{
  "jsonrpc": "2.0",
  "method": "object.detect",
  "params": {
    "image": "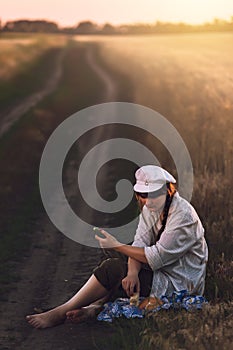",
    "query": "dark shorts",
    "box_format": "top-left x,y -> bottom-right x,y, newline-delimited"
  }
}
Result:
93,249 -> 153,298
